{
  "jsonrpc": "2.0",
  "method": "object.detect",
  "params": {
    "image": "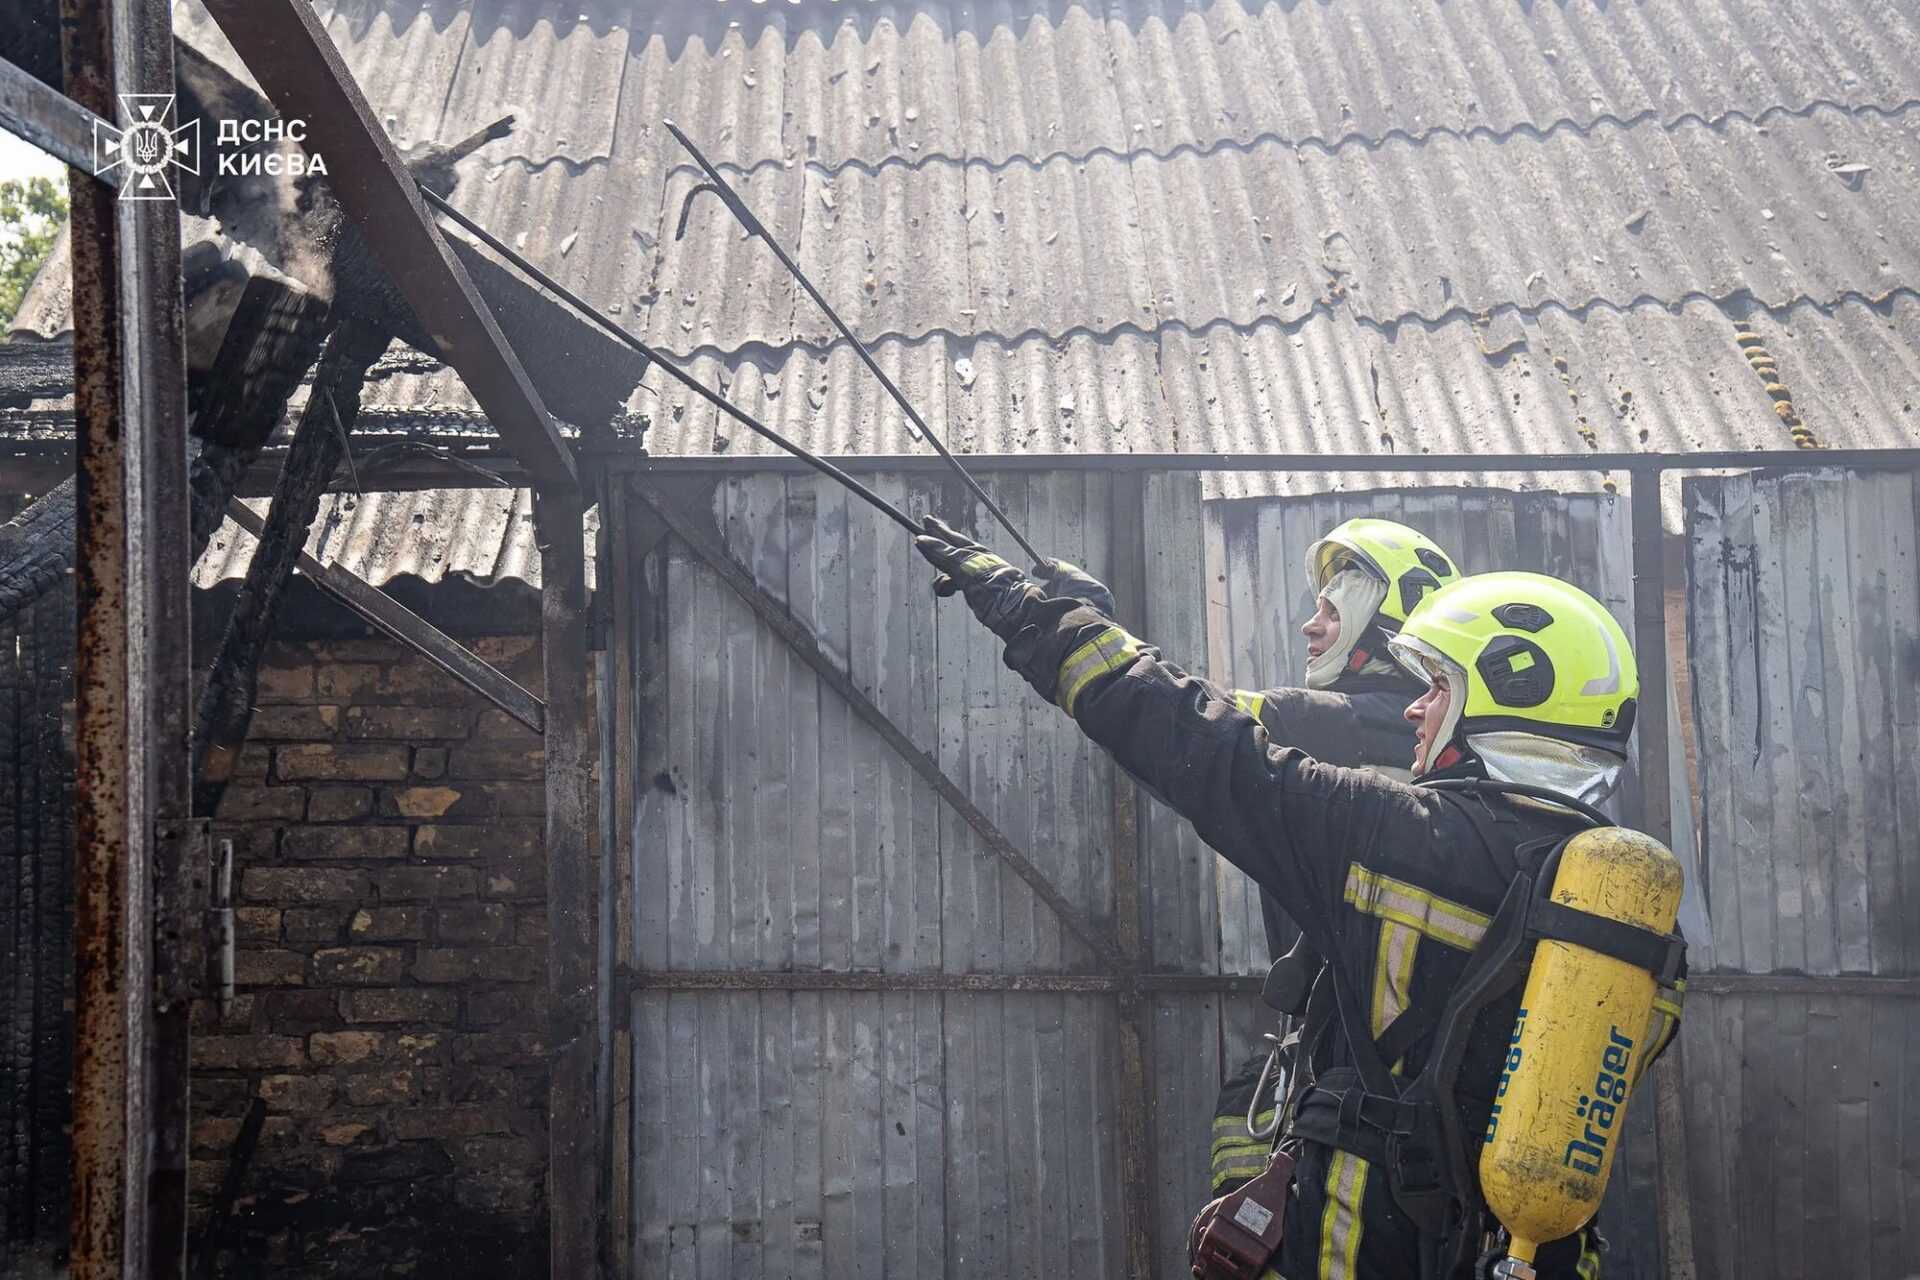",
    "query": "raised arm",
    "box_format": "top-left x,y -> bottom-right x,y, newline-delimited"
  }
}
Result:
915,517 -> 1428,940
